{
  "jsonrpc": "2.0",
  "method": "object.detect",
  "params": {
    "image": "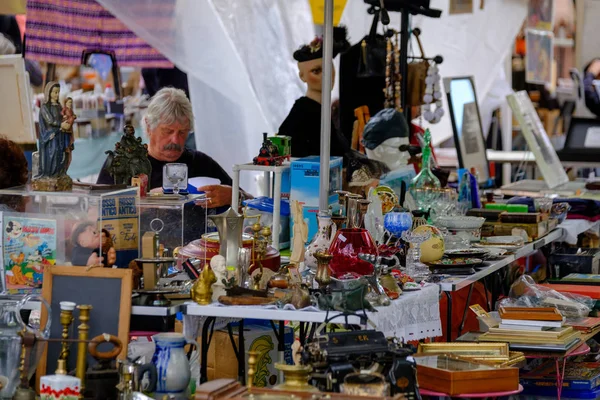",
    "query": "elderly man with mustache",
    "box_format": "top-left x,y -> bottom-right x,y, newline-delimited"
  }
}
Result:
97,87 -> 234,207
